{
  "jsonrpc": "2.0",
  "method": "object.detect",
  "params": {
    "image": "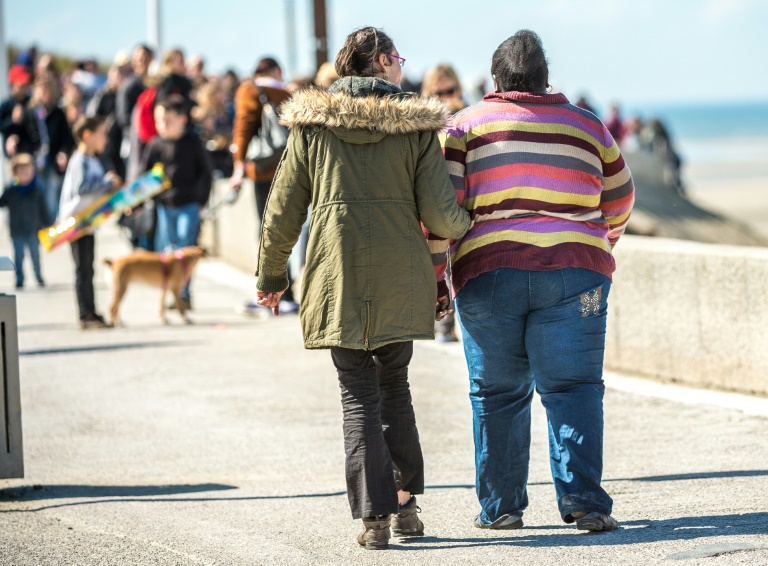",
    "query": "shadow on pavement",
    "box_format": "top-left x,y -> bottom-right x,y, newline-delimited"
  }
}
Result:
0,483 -> 237,501
620,470 -> 768,482
0,488 -> 348,513
20,340 -> 202,356
429,470 -> 768,491
391,512 -> 768,550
